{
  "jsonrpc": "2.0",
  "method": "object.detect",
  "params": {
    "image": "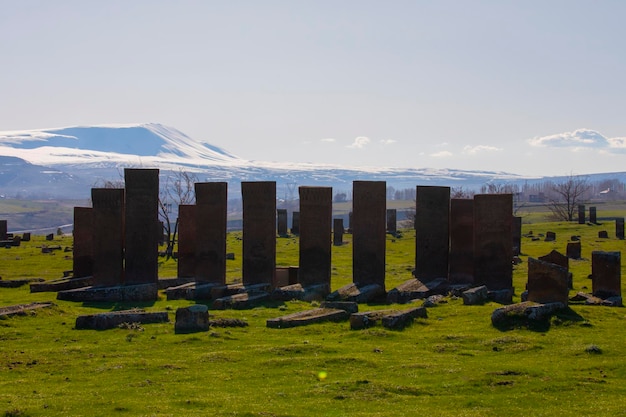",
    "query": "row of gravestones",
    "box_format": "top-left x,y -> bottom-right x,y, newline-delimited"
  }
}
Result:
0,221 -> 32,247
578,204 -> 626,239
